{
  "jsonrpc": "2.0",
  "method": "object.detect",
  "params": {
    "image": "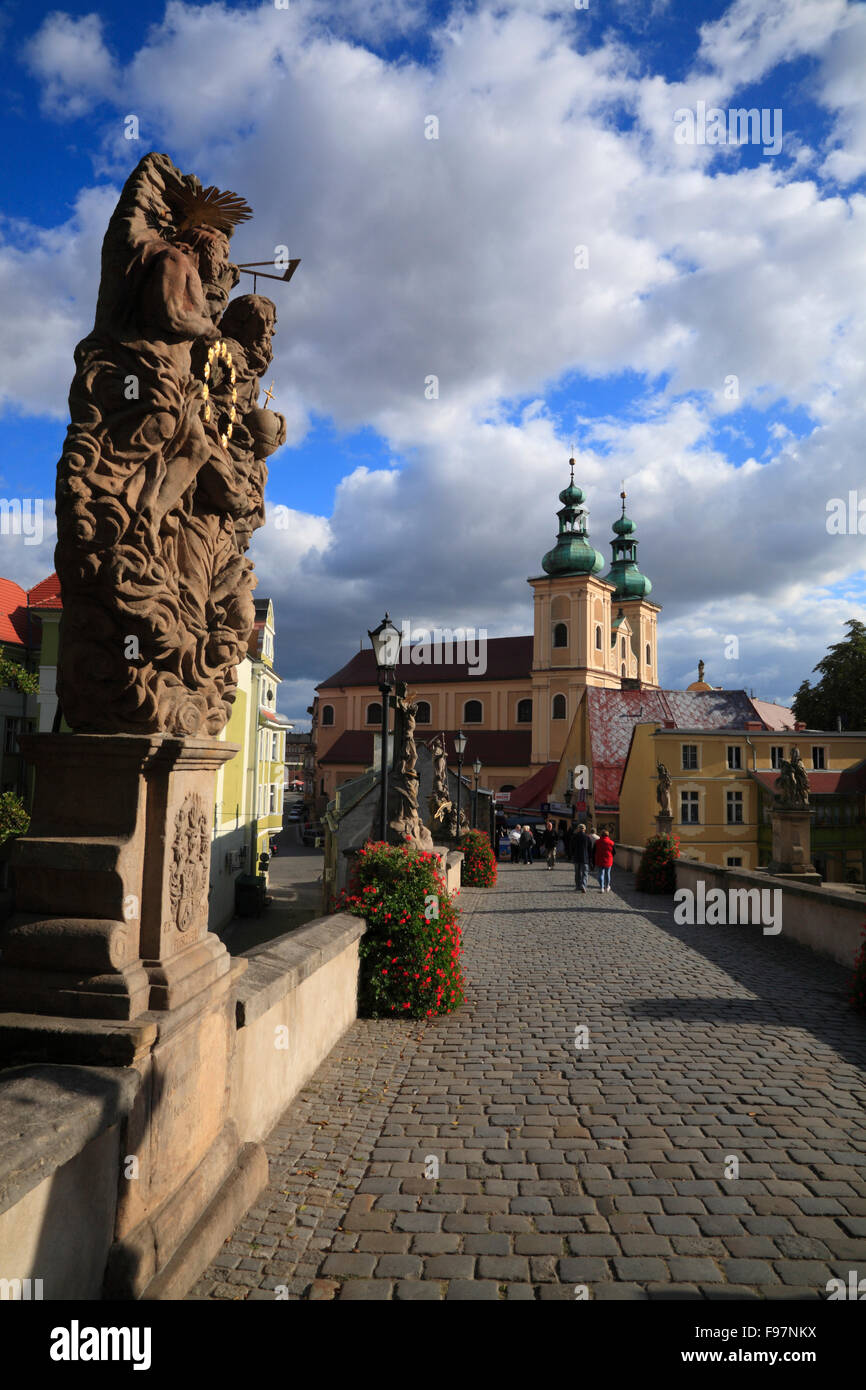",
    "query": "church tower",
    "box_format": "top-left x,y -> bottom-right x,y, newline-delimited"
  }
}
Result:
603,490 -> 661,689
528,460 -> 620,765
